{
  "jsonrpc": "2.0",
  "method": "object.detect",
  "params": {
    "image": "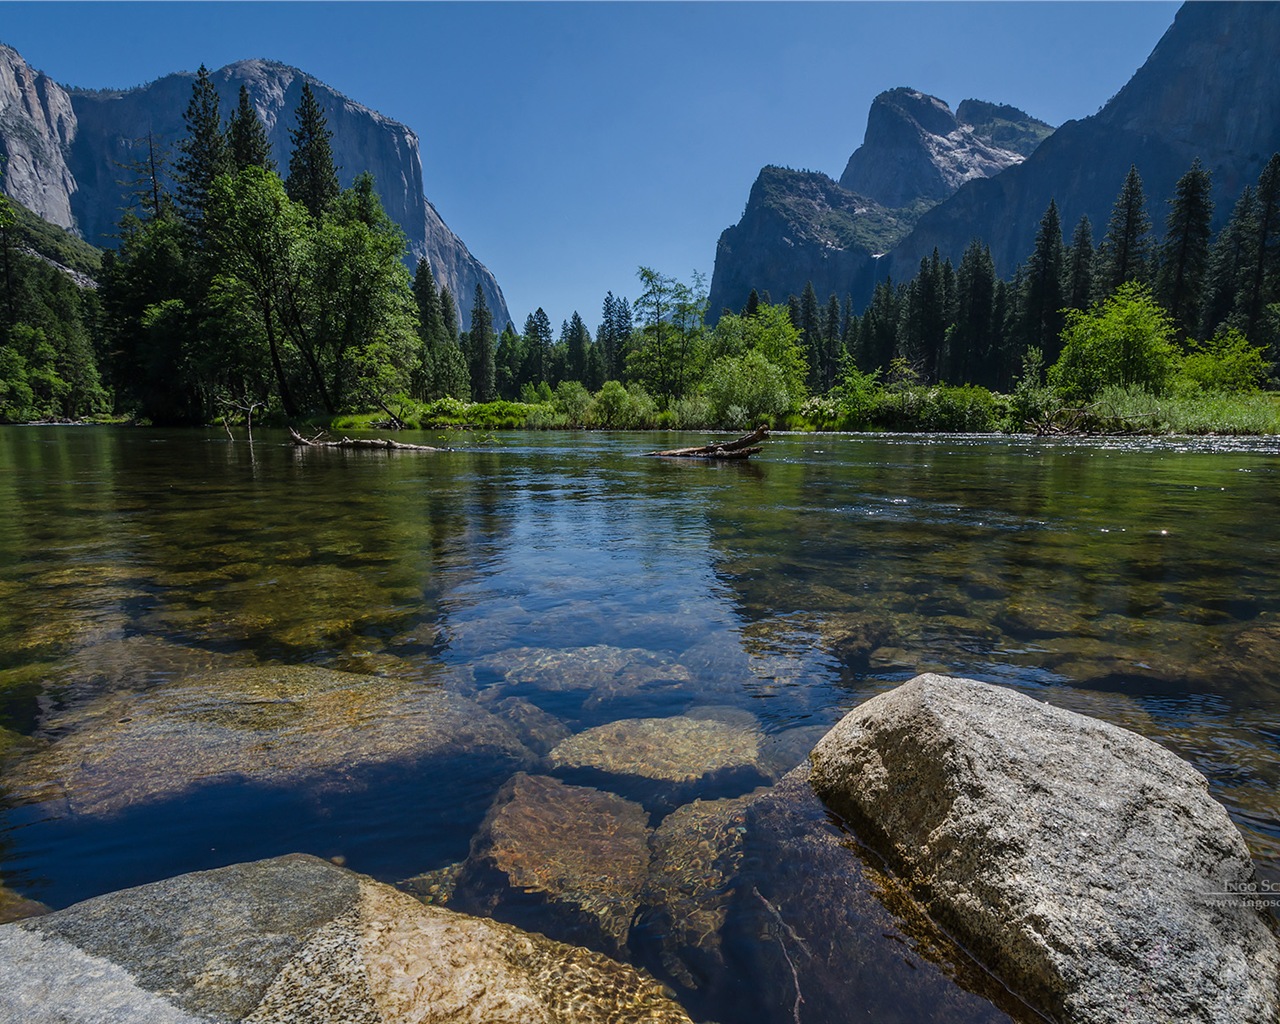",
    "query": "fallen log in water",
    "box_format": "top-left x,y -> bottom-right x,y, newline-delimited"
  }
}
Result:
643,424 -> 769,459
288,427 -> 444,451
